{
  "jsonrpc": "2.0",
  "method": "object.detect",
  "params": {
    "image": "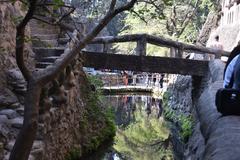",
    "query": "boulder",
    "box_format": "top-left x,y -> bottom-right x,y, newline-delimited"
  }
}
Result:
0,109 -> 18,119
0,88 -> 18,108
10,117 -> 23,129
